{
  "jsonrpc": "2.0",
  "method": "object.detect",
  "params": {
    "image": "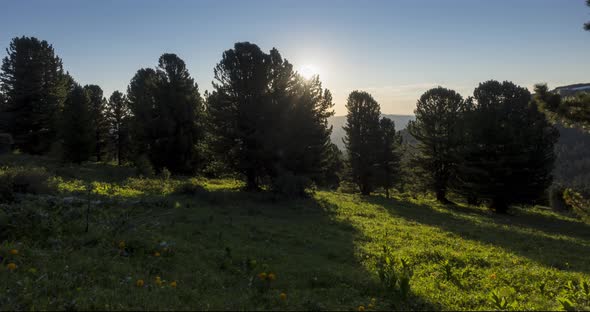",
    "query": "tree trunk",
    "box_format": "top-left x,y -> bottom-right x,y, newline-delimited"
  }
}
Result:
436,189 -> 449,204
491,198 -> 508,213
245,172 -> 260,192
